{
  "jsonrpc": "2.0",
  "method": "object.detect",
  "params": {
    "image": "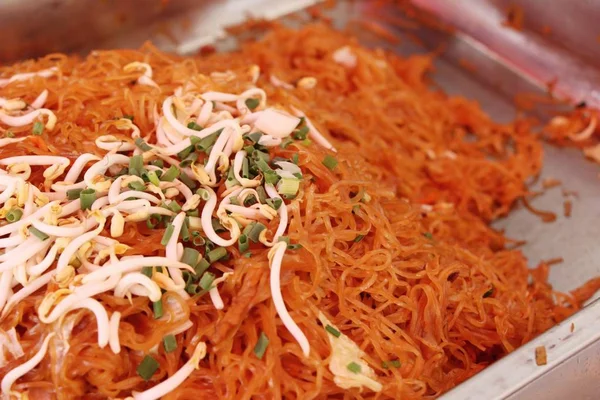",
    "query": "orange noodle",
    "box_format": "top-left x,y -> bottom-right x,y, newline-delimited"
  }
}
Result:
1,22 -> 599,399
